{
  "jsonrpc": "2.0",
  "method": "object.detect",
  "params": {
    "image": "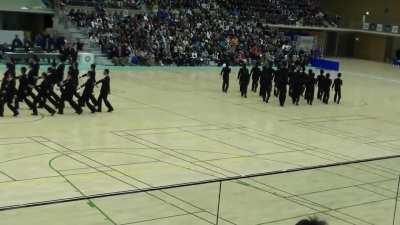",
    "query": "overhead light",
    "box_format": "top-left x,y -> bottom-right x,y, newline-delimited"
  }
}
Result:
365,11 -> 370,15
20,6 -> 29,10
